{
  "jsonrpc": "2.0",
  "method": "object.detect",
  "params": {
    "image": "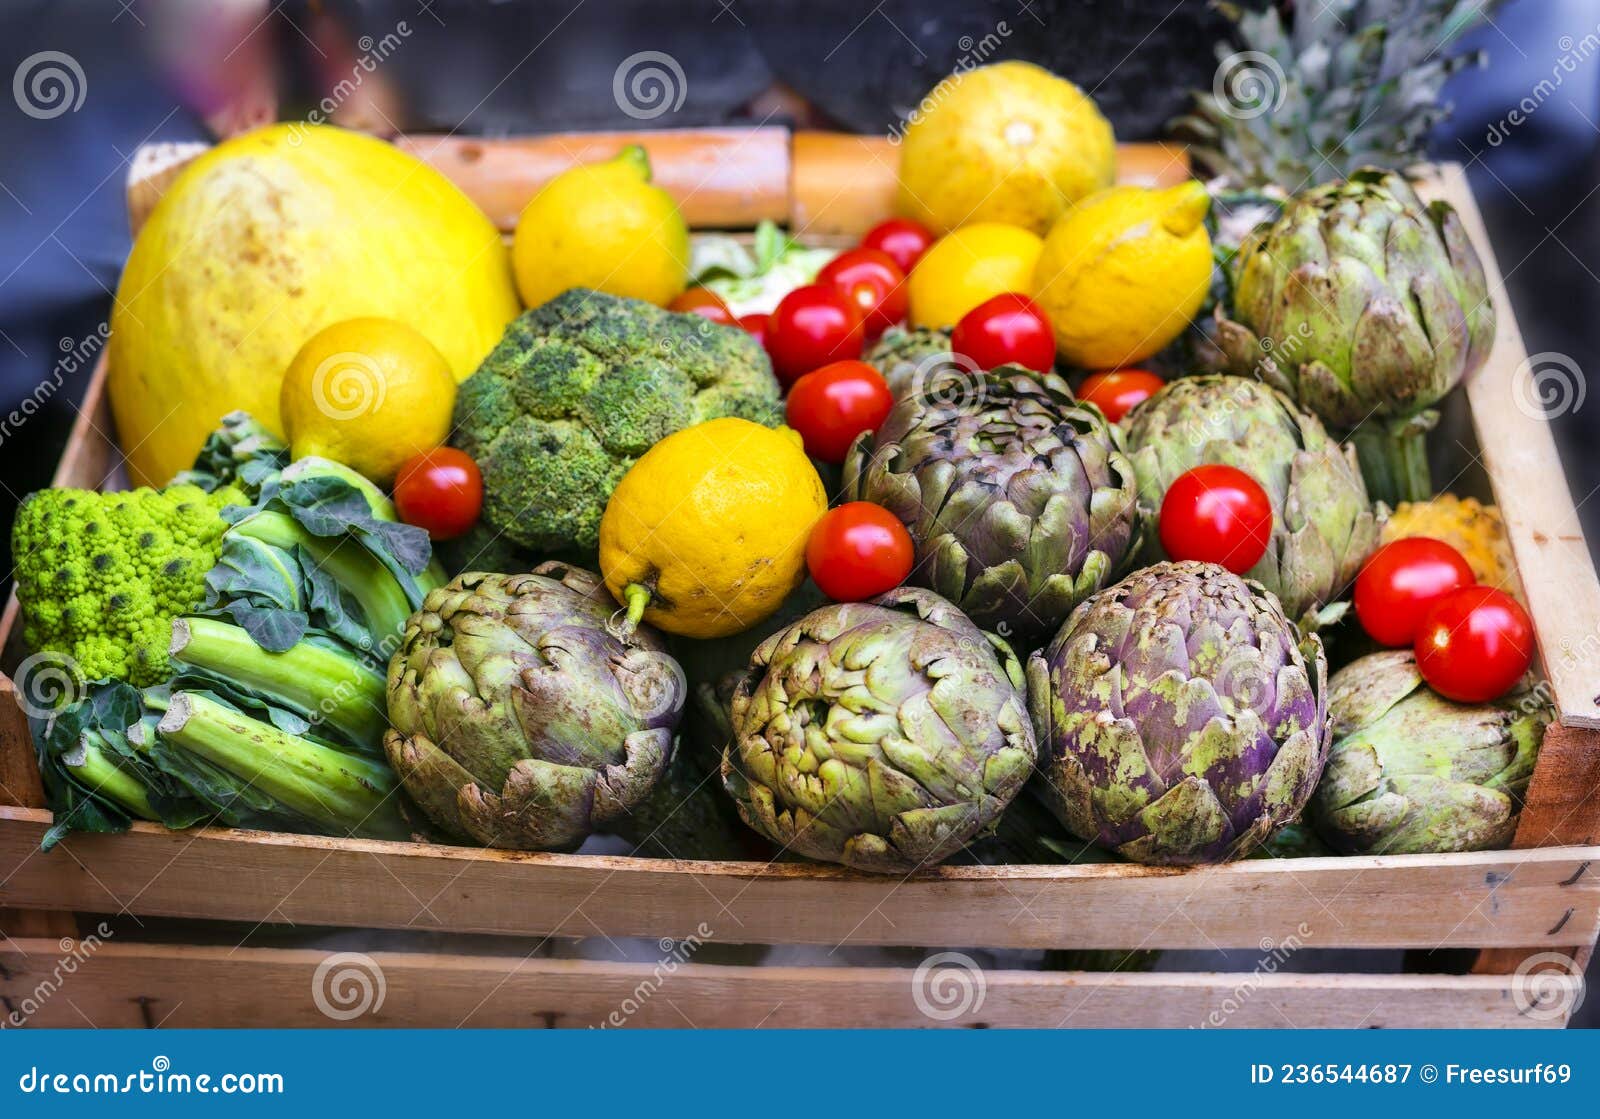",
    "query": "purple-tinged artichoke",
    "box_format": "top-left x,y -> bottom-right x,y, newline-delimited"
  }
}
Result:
384,562 -> 685,850
1213,168 -> 1495,504
1124,374 -> 1381,629
722,586 -> 1036,873
1309,650 -> 1547,855
844,366 -> 1143,648
1026,561 -> 1329,865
